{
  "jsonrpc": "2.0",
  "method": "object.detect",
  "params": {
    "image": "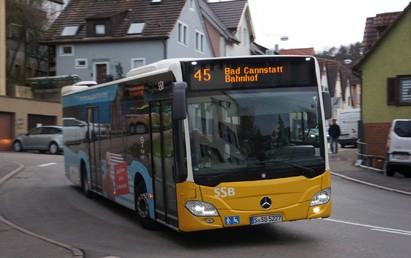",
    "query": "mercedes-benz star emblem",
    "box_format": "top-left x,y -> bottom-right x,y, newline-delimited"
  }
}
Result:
260,196 -> 272,209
